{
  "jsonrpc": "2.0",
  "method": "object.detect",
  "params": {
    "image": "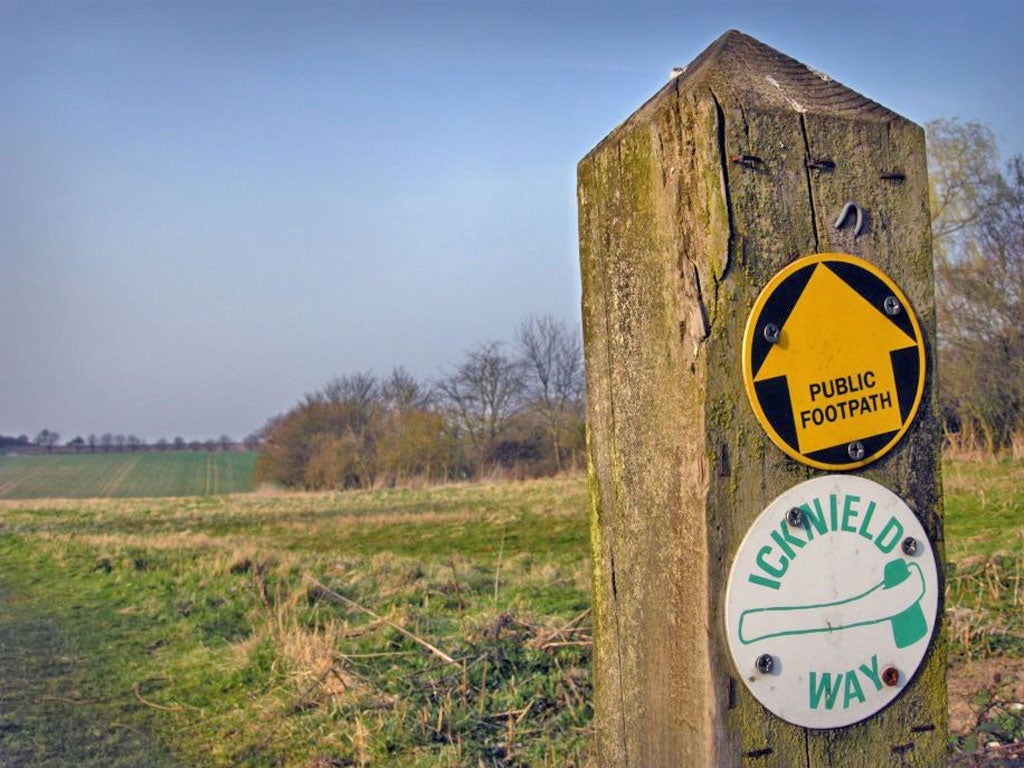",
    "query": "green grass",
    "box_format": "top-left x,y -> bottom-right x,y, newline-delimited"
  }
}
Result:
0,461 -> 1020,765
943,460 -> 1024,664
0,452 -> 257,499
943,459 -> 1024,560
0,575 -> 177,767
0,476 -> 592,766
